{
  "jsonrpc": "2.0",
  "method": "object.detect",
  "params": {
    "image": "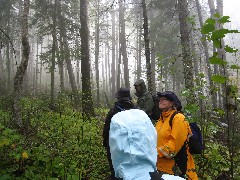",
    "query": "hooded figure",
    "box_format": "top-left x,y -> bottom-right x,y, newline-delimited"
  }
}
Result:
134,79 -> 154,117
103,88 -> 136,179
109,109 -> 157,180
